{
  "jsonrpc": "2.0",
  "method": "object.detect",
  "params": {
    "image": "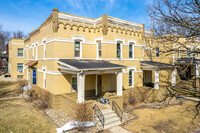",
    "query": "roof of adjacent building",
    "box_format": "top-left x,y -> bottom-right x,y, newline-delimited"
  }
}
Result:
57,59 -> 126,70
140,61 -> 175,70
